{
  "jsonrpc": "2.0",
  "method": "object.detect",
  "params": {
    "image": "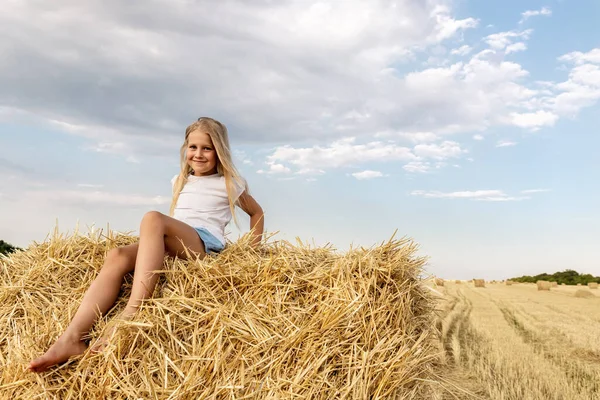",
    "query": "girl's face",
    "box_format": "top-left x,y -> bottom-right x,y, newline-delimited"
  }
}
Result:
186,130 -> 218,176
